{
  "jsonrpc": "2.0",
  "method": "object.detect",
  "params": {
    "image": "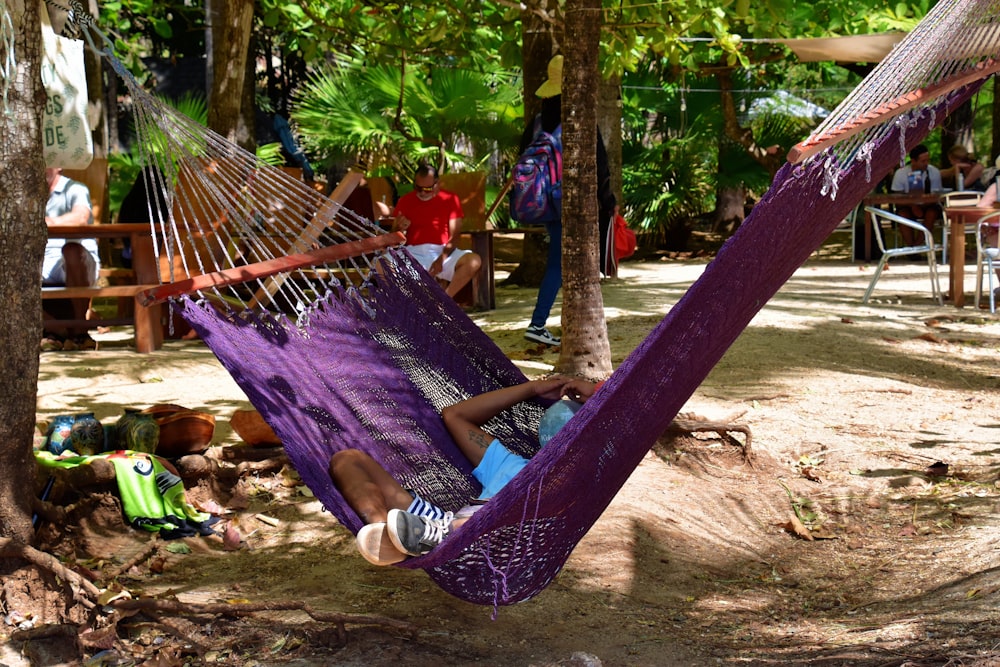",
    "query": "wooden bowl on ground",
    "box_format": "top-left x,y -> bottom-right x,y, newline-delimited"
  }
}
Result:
142,404 -> 216,457
230,409 -> 281,446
